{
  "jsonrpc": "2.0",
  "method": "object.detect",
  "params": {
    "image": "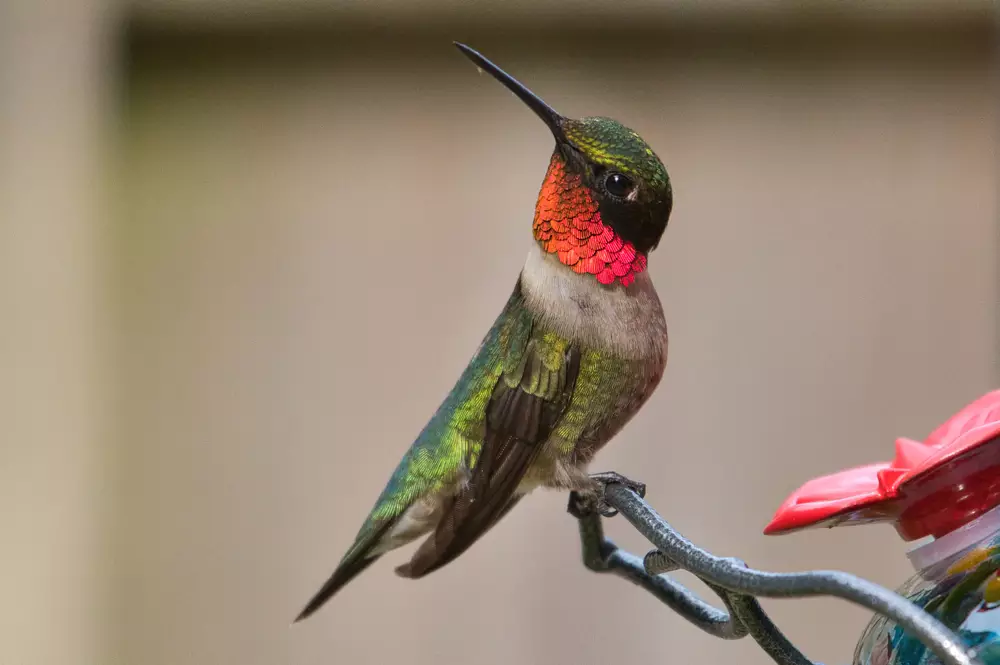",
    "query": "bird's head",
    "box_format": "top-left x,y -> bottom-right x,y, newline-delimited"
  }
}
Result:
456,43 -> 672,287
